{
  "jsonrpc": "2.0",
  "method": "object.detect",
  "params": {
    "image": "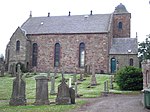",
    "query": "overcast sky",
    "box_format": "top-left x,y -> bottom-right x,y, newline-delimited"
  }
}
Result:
0,0 -> 150,56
